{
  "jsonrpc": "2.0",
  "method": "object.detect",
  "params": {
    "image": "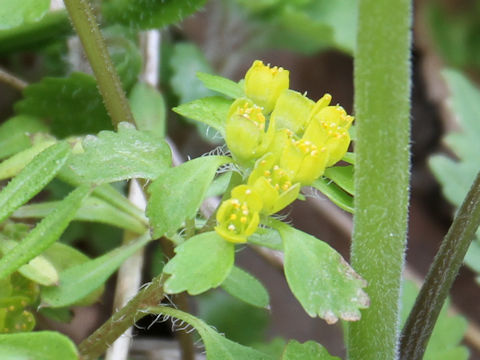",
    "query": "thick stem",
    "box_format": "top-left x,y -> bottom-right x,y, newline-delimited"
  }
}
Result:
78,274 -> 166,360
63,0 -> 134,128
347,0 -> 412,359
400,171 -> 480,359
